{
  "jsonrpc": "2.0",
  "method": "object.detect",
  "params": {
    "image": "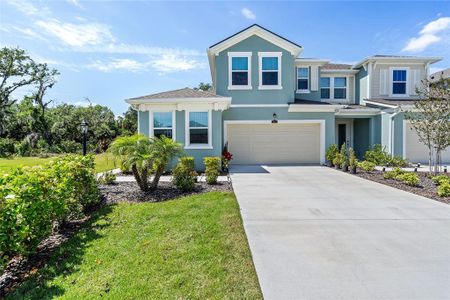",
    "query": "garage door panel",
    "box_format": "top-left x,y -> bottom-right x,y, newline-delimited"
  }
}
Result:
227,123 -> 320,164
405,123 -> 450,163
